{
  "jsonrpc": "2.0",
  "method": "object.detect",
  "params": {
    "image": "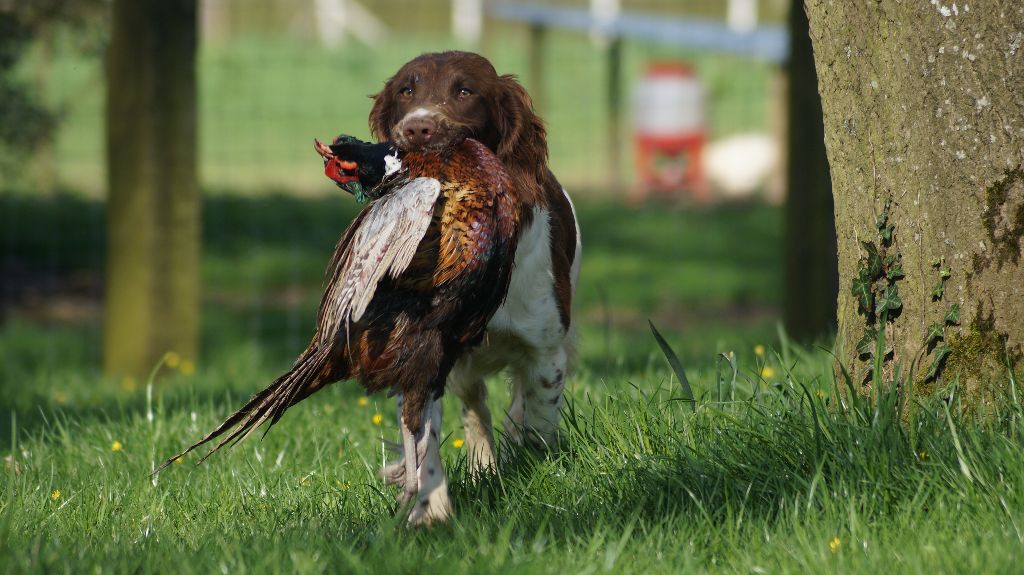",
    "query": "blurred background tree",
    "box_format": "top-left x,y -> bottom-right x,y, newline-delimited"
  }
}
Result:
0,1 -> 103,191
104,0 -> 199,379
